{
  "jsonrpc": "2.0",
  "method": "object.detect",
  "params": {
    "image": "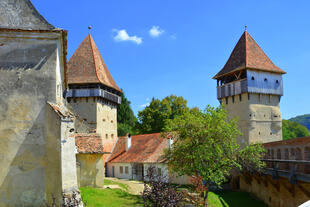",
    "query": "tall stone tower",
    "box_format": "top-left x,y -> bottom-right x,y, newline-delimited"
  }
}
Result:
213,31 -> 286,145
66,34 -> 121,157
